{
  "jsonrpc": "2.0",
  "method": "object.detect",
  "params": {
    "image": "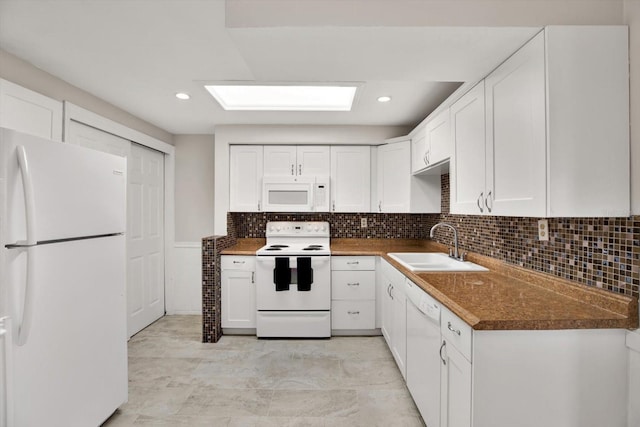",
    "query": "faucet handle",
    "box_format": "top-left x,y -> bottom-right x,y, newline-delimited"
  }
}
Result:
460,252 -> 466,262
448,248 -> 453,257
